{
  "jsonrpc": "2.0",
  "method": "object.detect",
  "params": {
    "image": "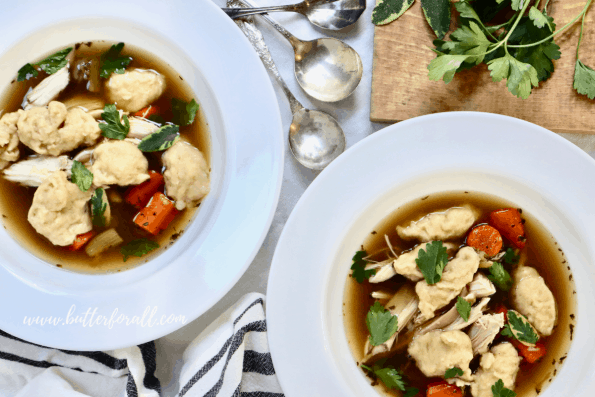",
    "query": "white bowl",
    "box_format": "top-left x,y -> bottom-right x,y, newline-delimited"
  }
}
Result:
0,0 -> 284,350
267,112 -> 595,397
